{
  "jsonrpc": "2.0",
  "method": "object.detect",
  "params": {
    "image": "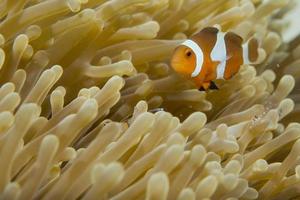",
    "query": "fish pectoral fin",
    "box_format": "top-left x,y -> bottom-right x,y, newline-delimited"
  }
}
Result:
199,81 -> 218,91
226,54 -> 233,61
209,81 -> 219,90
199,82 -> 210,91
